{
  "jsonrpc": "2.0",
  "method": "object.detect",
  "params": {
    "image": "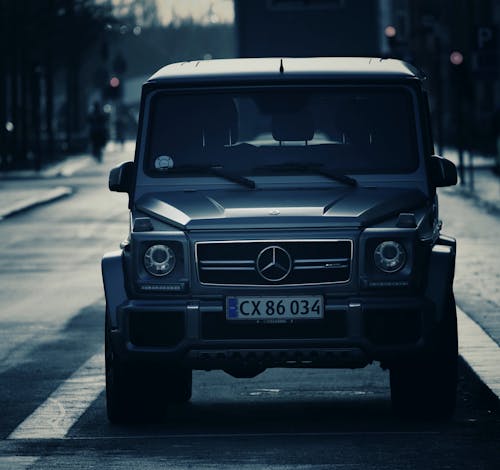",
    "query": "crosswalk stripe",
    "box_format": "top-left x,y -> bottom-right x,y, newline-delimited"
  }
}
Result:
457,307 -> 500,399
8,350 -> 105,440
